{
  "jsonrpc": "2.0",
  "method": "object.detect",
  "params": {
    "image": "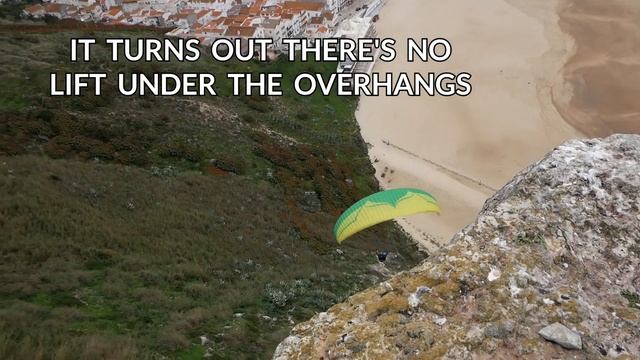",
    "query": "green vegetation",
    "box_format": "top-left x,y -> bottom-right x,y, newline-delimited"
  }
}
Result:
515,232 -> 545,246
622,290 -> 639,309
0,0 -> 32,21
0,17 -> 424,360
